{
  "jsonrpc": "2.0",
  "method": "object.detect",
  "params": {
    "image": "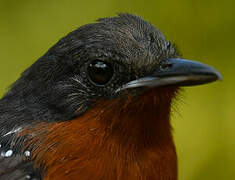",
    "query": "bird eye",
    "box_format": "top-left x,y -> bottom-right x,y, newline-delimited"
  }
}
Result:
87,60 -> 113,86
